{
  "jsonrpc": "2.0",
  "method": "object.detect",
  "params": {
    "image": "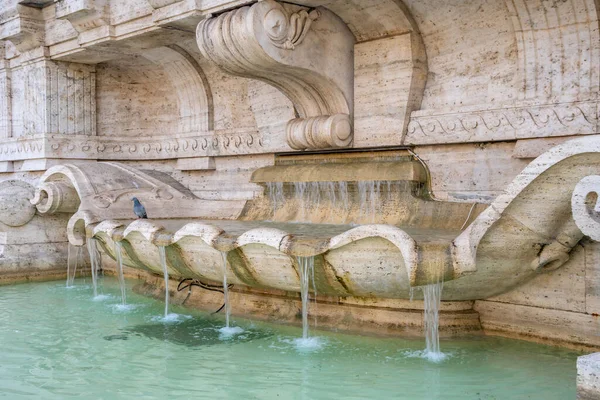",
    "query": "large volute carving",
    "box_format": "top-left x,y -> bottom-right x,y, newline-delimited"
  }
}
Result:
196,0 -> 355,150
